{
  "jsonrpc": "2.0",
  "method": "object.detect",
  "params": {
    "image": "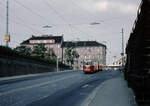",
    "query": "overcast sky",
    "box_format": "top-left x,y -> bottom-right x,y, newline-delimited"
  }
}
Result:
0,0 -> 141,64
